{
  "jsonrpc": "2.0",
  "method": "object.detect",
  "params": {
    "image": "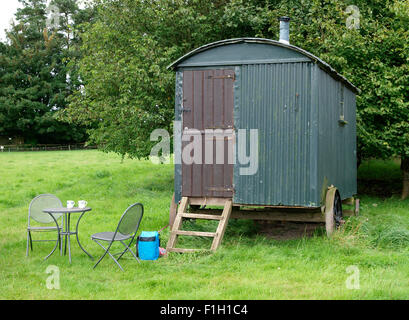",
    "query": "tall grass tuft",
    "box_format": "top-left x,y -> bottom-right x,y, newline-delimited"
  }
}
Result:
367,224 -> 409,249
334,215 -> 409,250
